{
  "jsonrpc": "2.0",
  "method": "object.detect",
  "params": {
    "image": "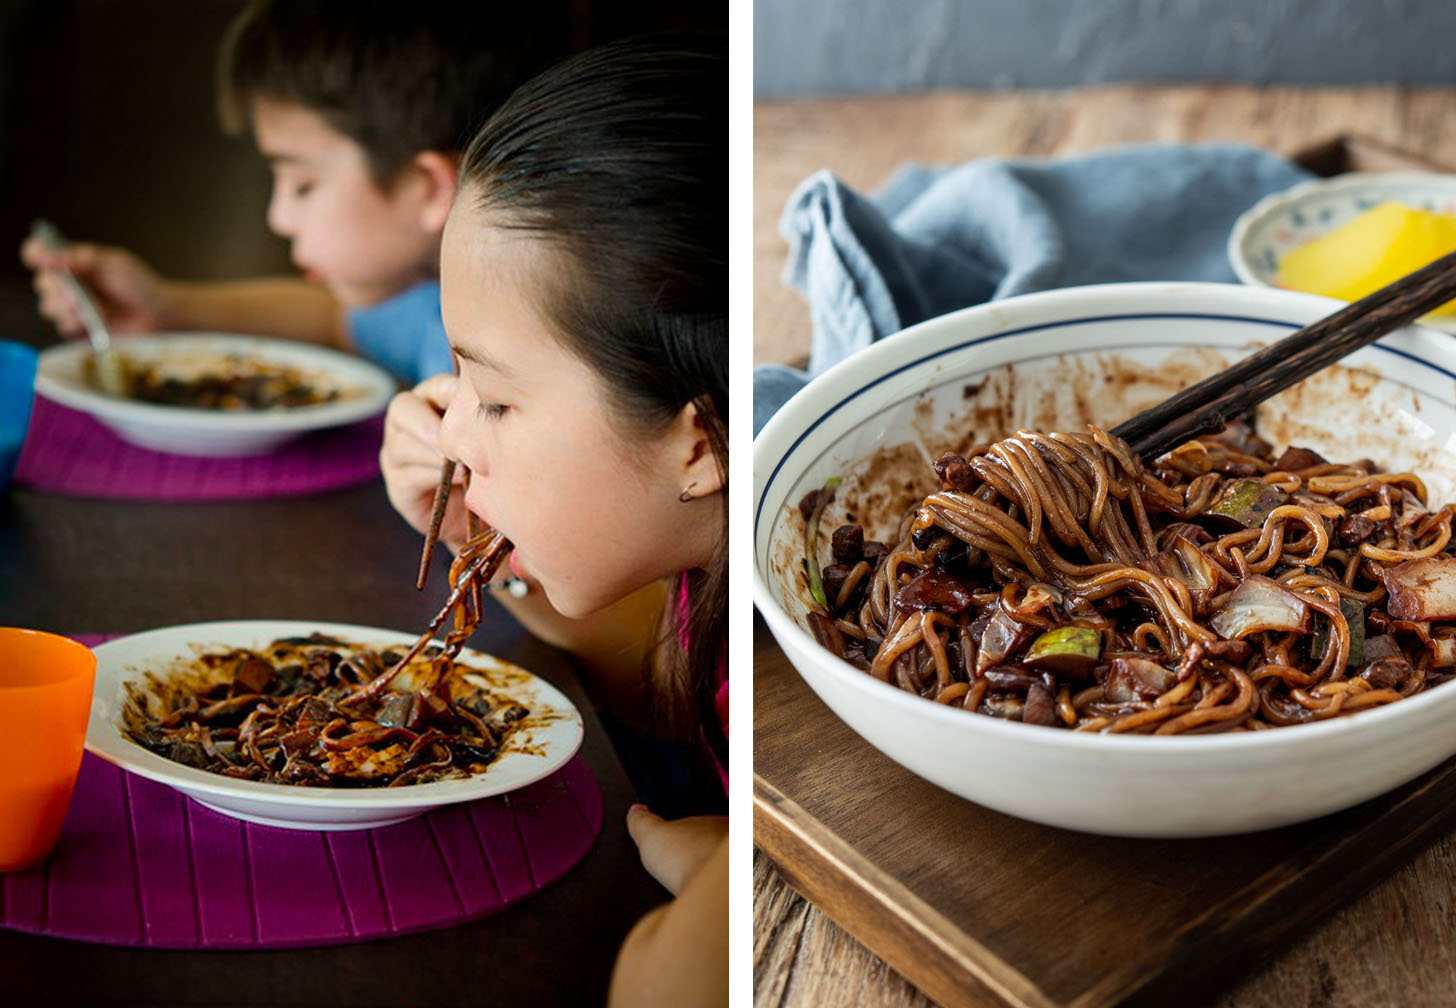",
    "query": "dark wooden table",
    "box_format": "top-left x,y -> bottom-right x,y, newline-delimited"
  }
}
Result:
0,472 -> 662,1006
